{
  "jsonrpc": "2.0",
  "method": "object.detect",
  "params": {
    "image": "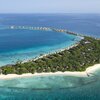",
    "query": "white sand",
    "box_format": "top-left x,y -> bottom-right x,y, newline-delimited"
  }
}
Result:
22,43 -> 79,63
0,64 -> 100,80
